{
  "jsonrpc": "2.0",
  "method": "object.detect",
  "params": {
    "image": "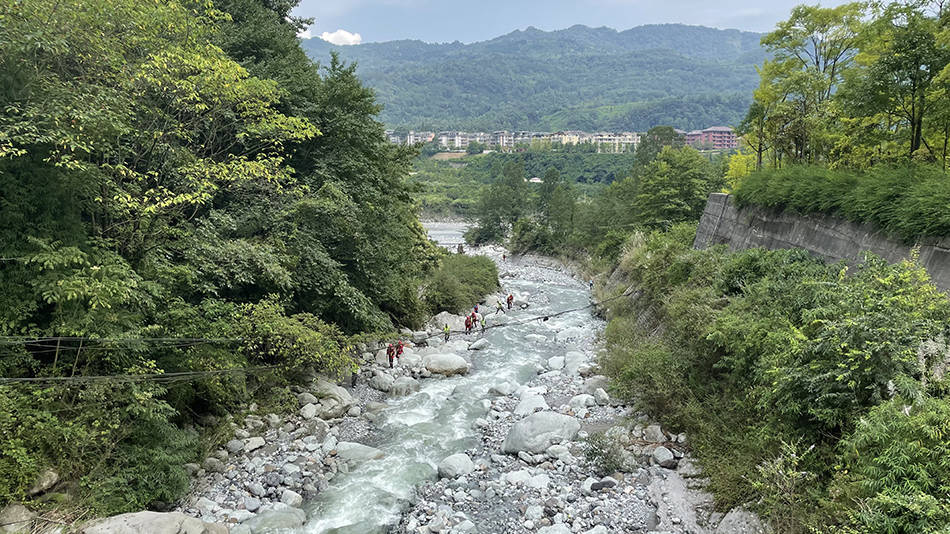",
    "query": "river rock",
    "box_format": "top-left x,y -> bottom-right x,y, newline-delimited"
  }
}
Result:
202,457 -> 225,473
488,381 -> 516,396
652,446 -> 677,468
502,412 -> 581,454
593,388 -> 610,405
297,392 -> 317,406
370,372 -> 395,392
226,439 -> 245,453
335,441 -> 385,462
80,511 -> 227,534
468,338 -> 490,351
547,356 -> 565,370
563,351 -> 586,375
241,503 -> 306,532
424,354 -> 470,376
514,394 -> 549,416
244,436 -> 266,453
311,379 -> 356,419
300,403 -> 318,420
428,311 -> 466,332
28,468 -> 59,496
412,331 -> 428,344
0,504 -> 33,533
643,424 -> 666,443
715,507 -> 769,534
438,453 -> 476,478
391,376 -> 420,397
244,496 -> 261,512
538,525 -> 572,534
569,394 -> 595,410
583,375 -> 609,395
280,489 -> 303,507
